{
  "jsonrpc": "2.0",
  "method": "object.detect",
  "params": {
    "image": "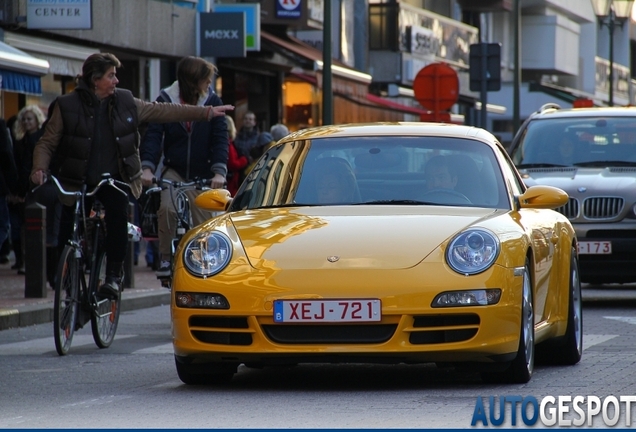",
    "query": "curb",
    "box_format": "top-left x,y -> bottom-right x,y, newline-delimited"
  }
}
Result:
0,289 -> 171,331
